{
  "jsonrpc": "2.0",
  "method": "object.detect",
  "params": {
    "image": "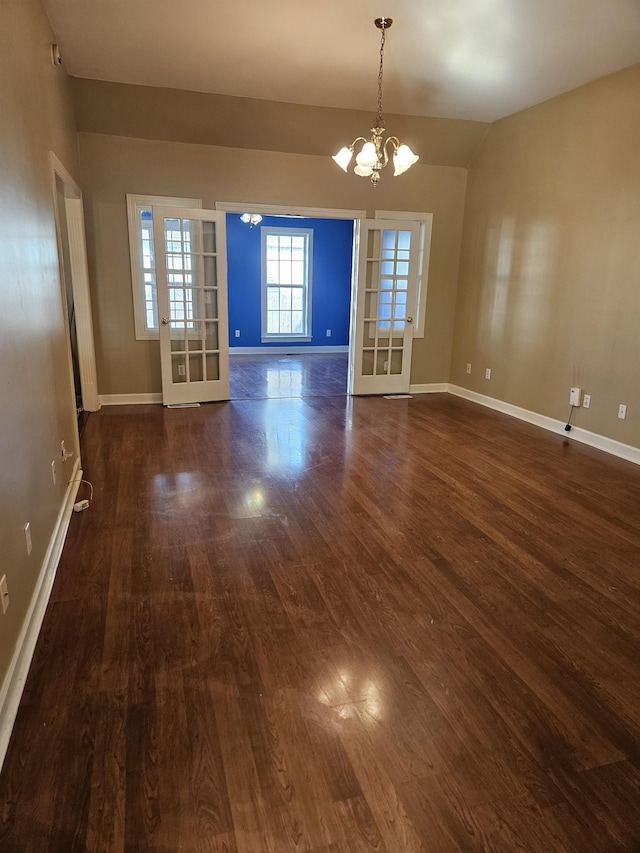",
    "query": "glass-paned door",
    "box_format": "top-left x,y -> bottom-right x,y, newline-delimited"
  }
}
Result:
153,207 -> 229,405
350,220 -> 420,395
